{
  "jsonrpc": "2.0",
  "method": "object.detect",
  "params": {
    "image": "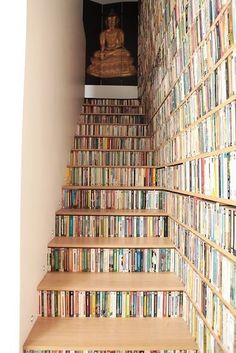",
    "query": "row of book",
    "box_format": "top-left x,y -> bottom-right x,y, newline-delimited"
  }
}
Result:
78,115 -> 145,125
55,216 -> 168,238
167,193 -> 236,254
171,220 -> 236,308
65,167 -> 159,187
138,0 -> 236,119
81,106 -> 143,114
39,290 -> 183,318
47,248 -> 174,273
156,152 -> 236,200
178,255 -> 235,353
61,190 -> 166,210
69,151 -> 155,167
154,101 -> 236,163
76,125 -> 147,137
83,98 -> 141,106
73,137 -> 152,150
